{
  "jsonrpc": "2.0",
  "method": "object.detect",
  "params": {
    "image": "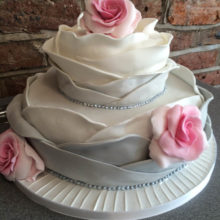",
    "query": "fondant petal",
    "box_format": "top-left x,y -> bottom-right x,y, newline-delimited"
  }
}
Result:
151,106 -> 169,139
83,11 -> 114,33
24,142 -> 45,181
159,130 -> 181,158
0,129 -> 19,177
149,139 -> 182,168
167,105 -> 182,138
111,1 -> 141,38
182,105 -> 201,118
0,129 -> 44,182
183,129 -> 206,161
159,128 -> 206,161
